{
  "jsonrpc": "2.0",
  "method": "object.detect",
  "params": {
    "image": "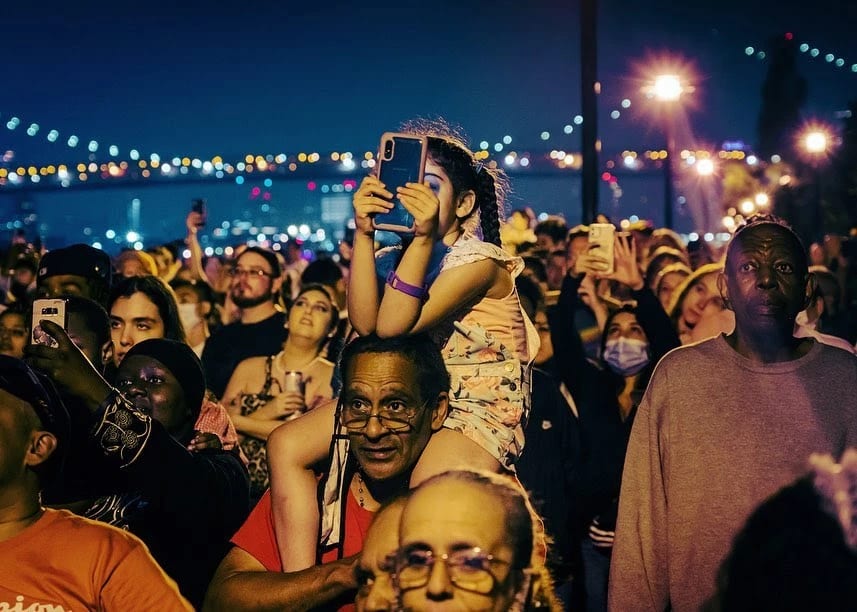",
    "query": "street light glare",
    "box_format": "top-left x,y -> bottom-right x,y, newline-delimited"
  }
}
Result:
653,74 -> 683,101
804,131 -> 828,154
696,158 -> 715,176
